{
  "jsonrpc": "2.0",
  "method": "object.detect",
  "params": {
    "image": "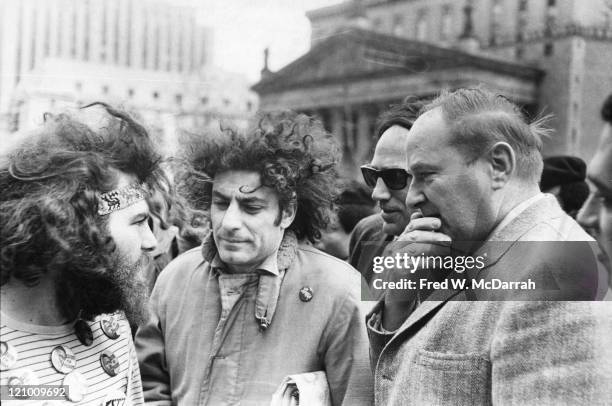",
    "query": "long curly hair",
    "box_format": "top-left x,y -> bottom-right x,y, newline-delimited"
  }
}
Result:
0,103 -> 174,316
180,111 -> 341,242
